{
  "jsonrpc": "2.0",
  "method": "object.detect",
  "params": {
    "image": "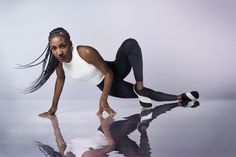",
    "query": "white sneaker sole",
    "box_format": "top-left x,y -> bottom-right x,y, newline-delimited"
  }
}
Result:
133,86 -> 152,104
